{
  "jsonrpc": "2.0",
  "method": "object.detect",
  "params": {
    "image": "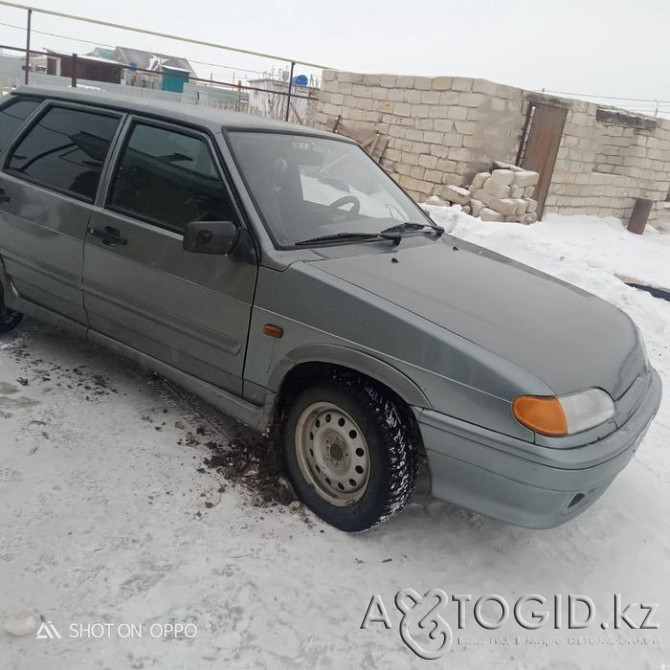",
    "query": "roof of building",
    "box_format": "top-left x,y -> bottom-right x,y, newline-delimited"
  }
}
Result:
111,47 -> 196,75
10,85 -> 341,139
